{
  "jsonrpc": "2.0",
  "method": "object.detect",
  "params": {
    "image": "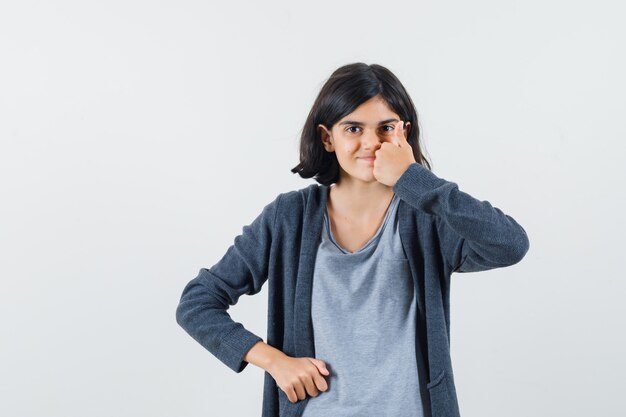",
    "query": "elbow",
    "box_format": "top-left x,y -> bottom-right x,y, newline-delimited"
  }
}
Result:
175,272 -> 213,329
175,289 -> 199,330
508,227 -> 530,266
175,296 -> 205,330
175,299 -> 191,330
